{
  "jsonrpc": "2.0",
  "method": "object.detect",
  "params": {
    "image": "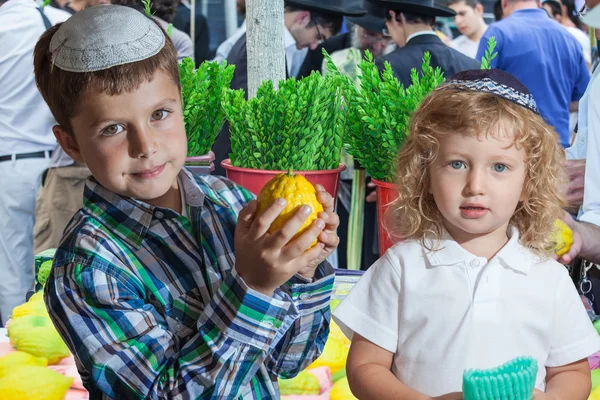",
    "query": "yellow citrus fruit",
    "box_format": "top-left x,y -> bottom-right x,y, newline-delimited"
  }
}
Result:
11,296 -> 49,320
256,170 -> 324,248
329,320 -> 351,347
307,336 -> 349,375
0,366 -> 73,400
278,370 -> 321,396
549,219 -> 573,257
0,352 -> 47,379
330,377 -> 358,400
